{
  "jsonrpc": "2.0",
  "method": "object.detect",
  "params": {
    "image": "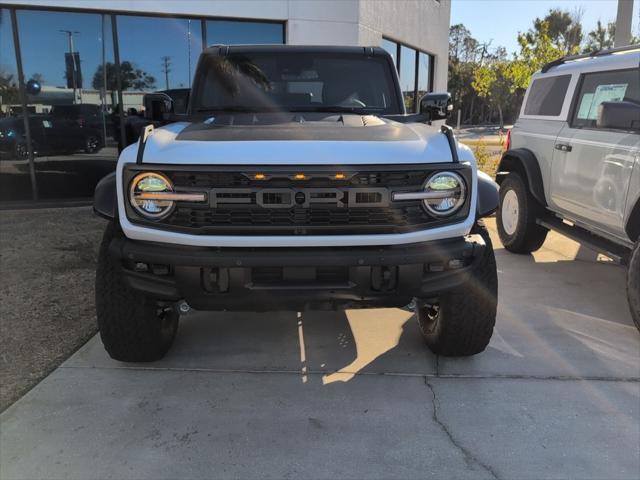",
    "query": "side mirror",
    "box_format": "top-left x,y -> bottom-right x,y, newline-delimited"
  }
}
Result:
597,101 -> 640,131
143,93 -> 173,123
420,92 -> 453,121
